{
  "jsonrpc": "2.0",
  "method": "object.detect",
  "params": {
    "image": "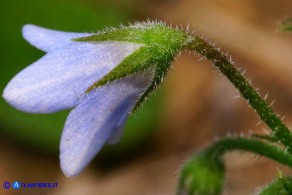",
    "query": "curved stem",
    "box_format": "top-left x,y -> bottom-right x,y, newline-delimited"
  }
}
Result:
205,137 -> 292,168
186,36 -> 292,153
